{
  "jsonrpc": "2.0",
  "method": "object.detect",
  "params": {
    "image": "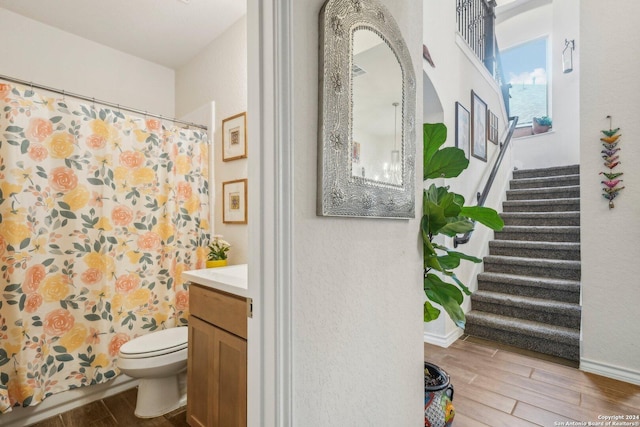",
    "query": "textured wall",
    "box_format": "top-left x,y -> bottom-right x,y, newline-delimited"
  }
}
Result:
292,0 -> 424,424
580,0 -> 640,380
176,16 -> 248,265
0,9 -> 175,117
